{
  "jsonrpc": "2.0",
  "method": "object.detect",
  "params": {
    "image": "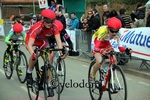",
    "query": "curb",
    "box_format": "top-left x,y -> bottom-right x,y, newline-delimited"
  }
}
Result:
67,56 -> 150,79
